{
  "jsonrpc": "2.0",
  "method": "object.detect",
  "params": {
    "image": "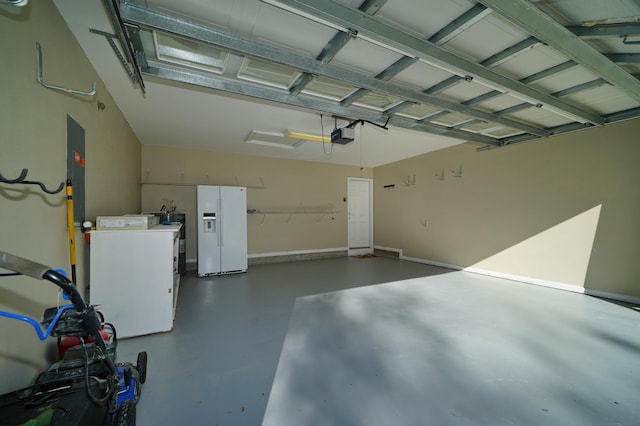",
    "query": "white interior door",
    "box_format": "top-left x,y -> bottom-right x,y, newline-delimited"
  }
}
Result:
348,178 -> 373,255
